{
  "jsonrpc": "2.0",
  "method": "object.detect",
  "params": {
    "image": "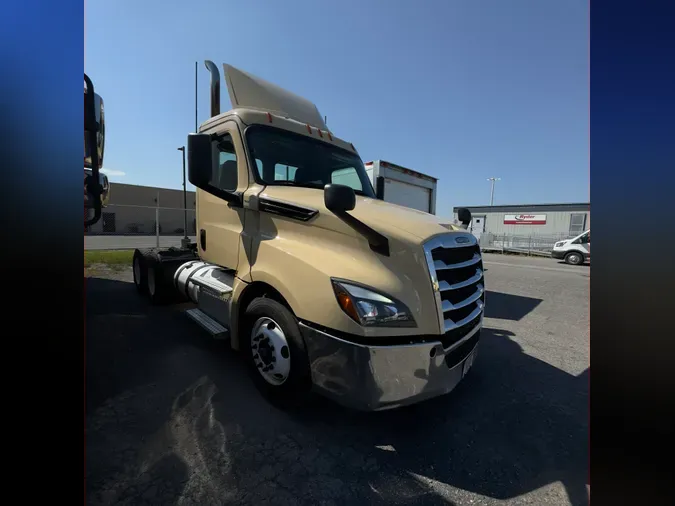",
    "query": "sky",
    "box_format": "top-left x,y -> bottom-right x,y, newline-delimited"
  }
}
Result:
85,0 -> 588,215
